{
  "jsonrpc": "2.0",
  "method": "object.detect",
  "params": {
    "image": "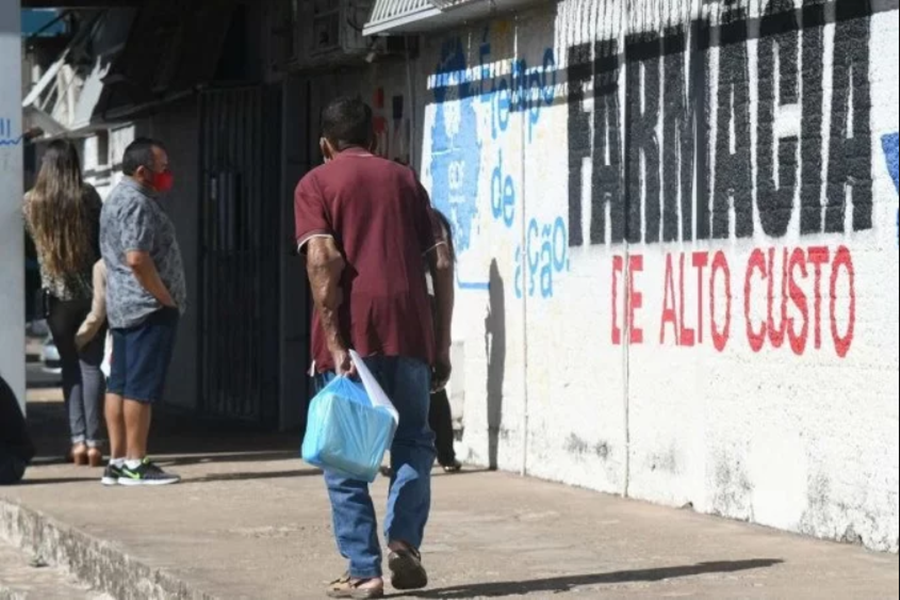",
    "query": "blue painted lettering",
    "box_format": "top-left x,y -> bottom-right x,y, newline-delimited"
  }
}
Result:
883,133 -> 899,245
491,150 -> 516,228
514,216 -> 569,299
429,28 -> 565,296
